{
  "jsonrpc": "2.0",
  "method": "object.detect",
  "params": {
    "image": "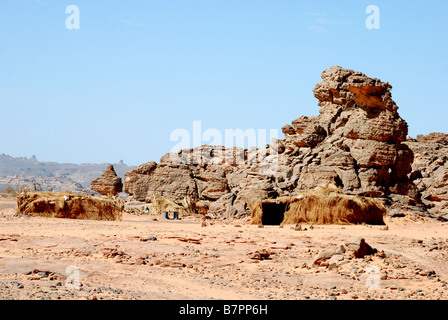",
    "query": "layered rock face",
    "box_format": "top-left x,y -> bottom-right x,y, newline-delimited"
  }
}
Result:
405,133 -> 448,220
91,165 -> 123,196
281,66 -> 418,203
124,145 -> 278,217
124,66 -> 426,217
